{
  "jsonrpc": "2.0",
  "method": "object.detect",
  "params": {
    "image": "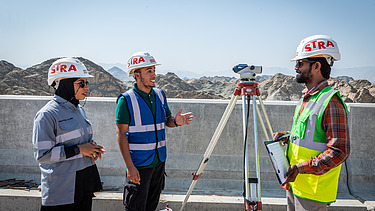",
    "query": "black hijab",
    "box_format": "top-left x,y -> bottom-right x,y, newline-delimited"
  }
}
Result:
55,78 -> 80,106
